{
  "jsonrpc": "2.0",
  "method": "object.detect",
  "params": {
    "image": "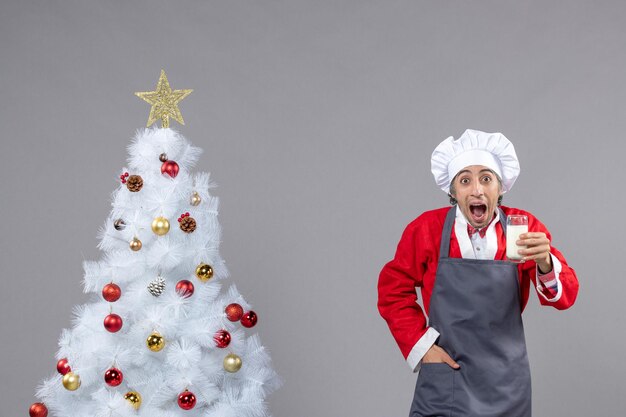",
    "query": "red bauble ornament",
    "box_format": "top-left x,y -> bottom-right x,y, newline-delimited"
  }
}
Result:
225,303 -> 244,322
177,390 -> 196,410
175,280 -> 194,298
214,329 -> 231,348
103,314 -> 123,332
56,358 -> 71,375
104,367 -> 123,386
161,160 -> 179,178
240,311 -> 258,328
102,283 -> 121,302
29,402 -> 48,417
